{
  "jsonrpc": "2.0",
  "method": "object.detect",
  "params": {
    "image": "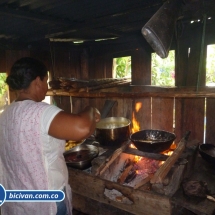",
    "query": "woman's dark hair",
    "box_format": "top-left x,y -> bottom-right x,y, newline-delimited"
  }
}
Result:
6,57 -> 48,90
